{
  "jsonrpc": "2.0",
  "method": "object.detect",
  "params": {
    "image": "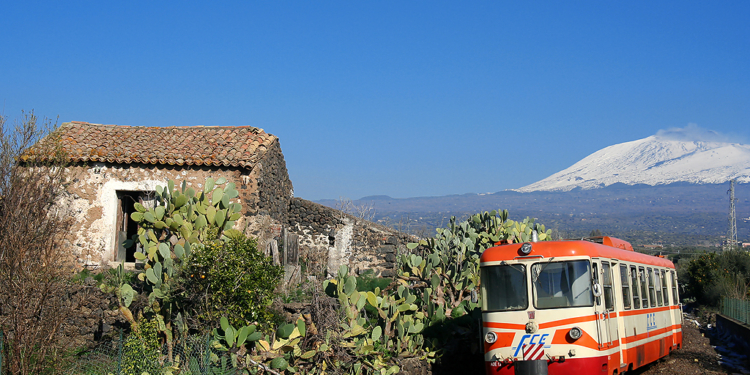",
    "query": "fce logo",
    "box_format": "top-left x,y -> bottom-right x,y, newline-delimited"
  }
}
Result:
512,334 -> 550,357
646,313 -> 658,331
